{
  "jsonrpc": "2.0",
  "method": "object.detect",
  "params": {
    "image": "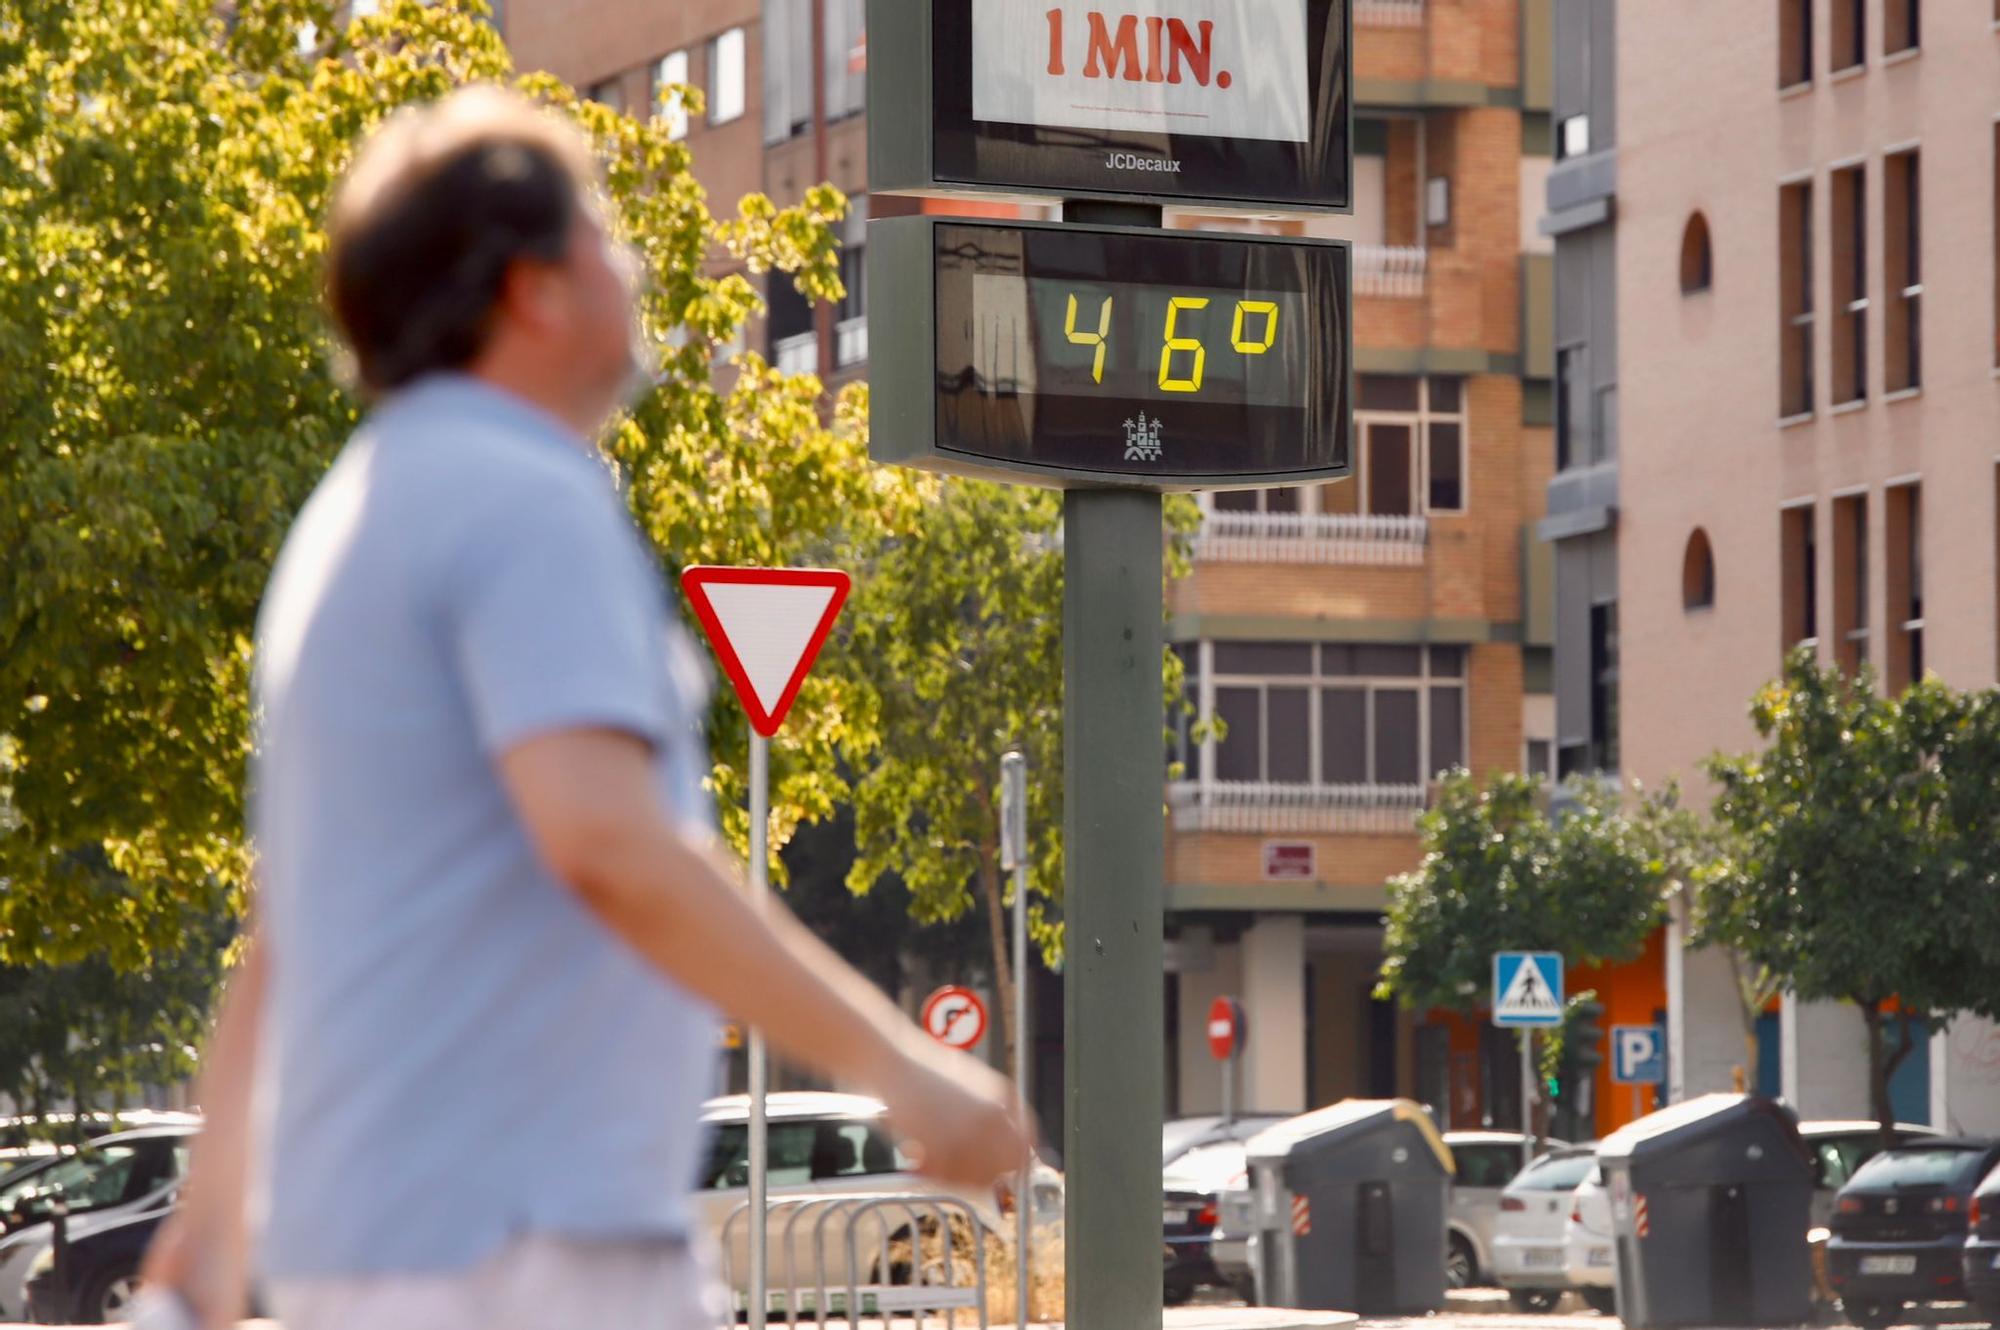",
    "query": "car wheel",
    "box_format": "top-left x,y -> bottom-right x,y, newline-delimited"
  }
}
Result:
1446,1234 -> 1477,1290
1582,1287 -> 1617,1316
84,1259 -> 141,1325
1509,1289 -> 1565,1314
1842,1296 -> 1904,1329
1163,1277 -> 1195,1307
